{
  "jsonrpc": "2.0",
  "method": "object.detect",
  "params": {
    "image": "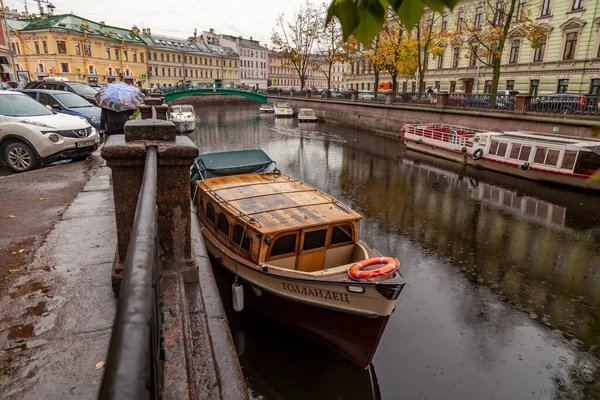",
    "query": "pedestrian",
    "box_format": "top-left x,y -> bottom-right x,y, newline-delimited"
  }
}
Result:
100,107 -> 134,139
